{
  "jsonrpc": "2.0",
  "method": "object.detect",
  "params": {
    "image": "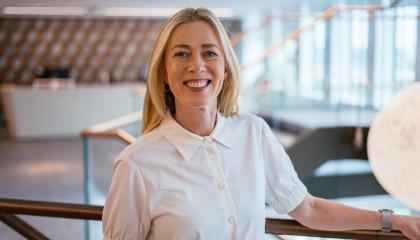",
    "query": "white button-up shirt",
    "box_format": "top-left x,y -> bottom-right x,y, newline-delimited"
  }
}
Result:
102,113 -> 307,240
